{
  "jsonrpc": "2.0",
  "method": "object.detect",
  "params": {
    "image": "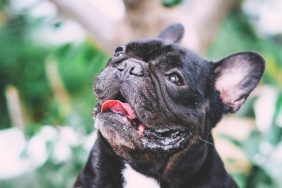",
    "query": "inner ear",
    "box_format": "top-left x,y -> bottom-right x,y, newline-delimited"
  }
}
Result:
213,52 -> 265,113
158,23 -> 184,44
